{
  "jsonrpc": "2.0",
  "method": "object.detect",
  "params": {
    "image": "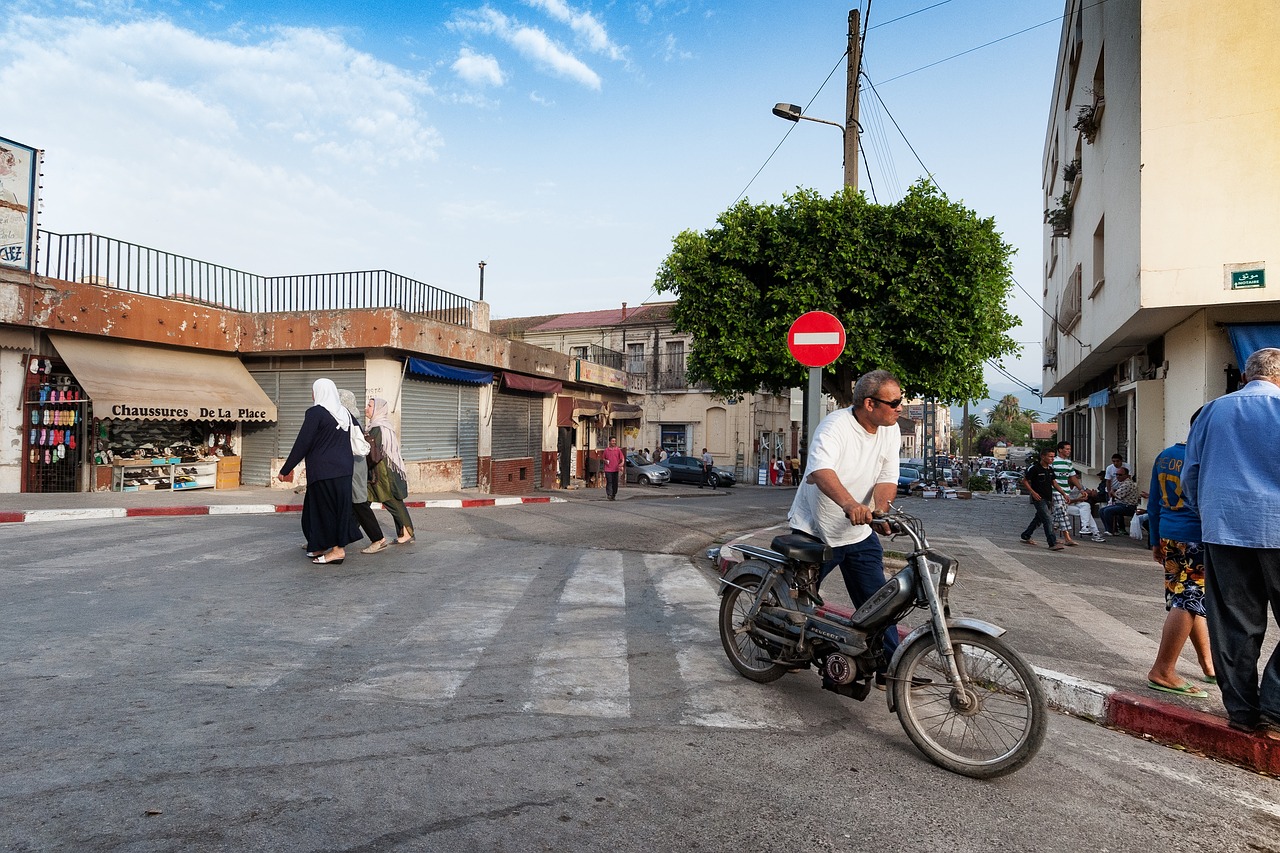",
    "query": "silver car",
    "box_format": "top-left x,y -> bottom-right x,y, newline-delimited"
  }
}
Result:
626,454 -> 670,485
